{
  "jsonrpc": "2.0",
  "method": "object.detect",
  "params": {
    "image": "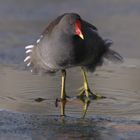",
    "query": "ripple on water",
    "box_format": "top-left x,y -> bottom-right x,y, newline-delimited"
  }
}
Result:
0,62 -> 140,118
0,59 -> 140,139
